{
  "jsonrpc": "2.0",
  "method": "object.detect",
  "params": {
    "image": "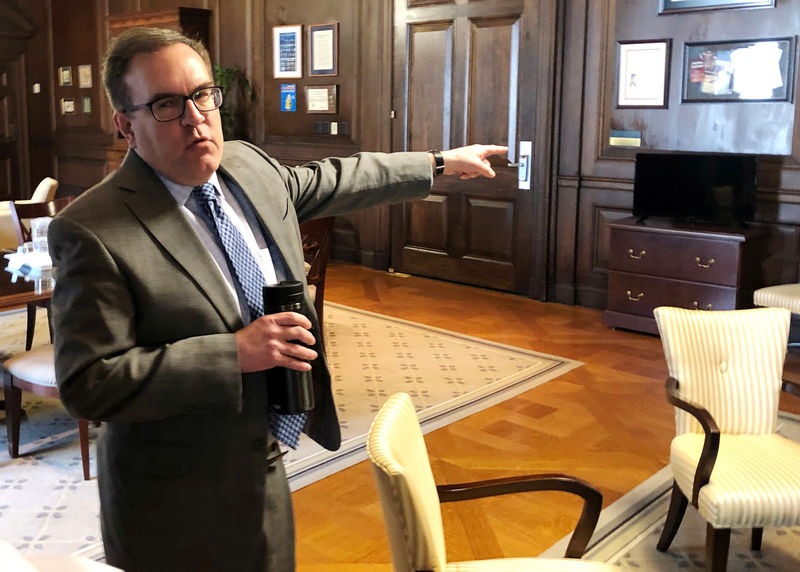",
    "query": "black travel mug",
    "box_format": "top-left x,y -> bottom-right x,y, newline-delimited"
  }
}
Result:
263,280 -> 315,414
